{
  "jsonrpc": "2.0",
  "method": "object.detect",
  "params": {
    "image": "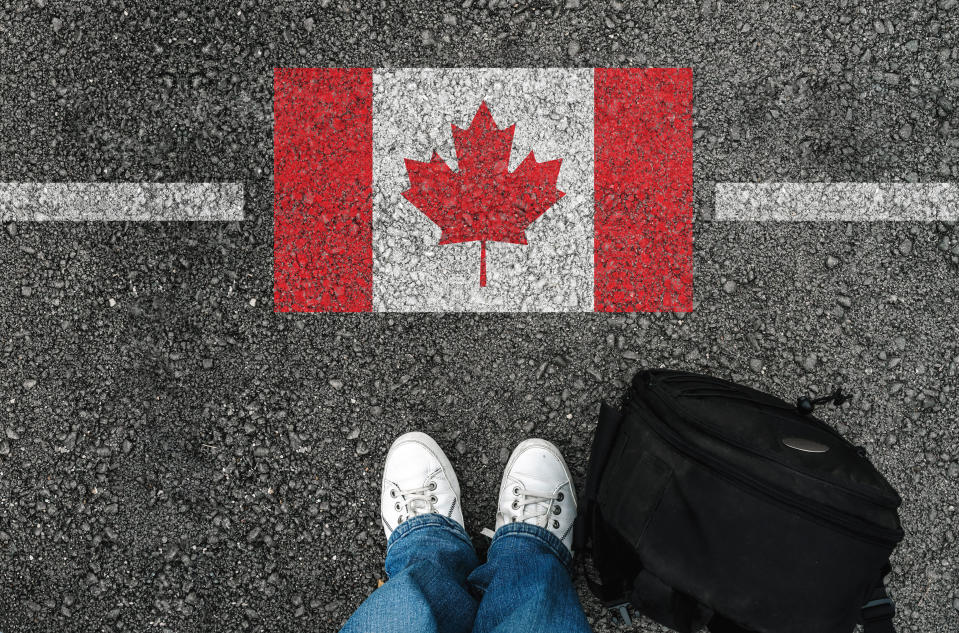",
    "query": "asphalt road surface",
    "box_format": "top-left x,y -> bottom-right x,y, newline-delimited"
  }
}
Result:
1,2 -> 958,632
